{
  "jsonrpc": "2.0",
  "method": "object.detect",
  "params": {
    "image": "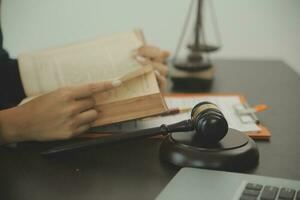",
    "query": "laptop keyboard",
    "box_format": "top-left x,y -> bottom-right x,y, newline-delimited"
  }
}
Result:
240,183 -> 300,200
155,168 -> 300,200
